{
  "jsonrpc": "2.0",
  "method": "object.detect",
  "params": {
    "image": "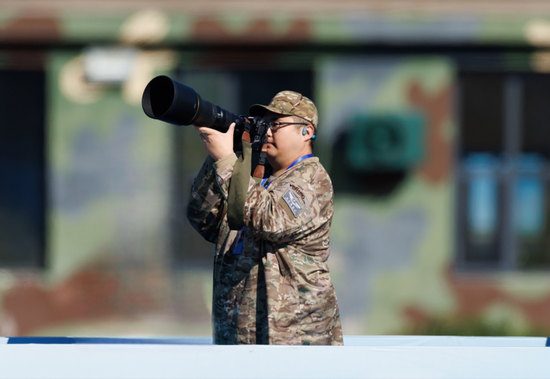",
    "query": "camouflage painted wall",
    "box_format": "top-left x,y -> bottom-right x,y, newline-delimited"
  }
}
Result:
317,56 -> 550,336
0,48 -> 212,337
315,57 -> 455,334
4,7 -> 550,46
1,6 -> 550,337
